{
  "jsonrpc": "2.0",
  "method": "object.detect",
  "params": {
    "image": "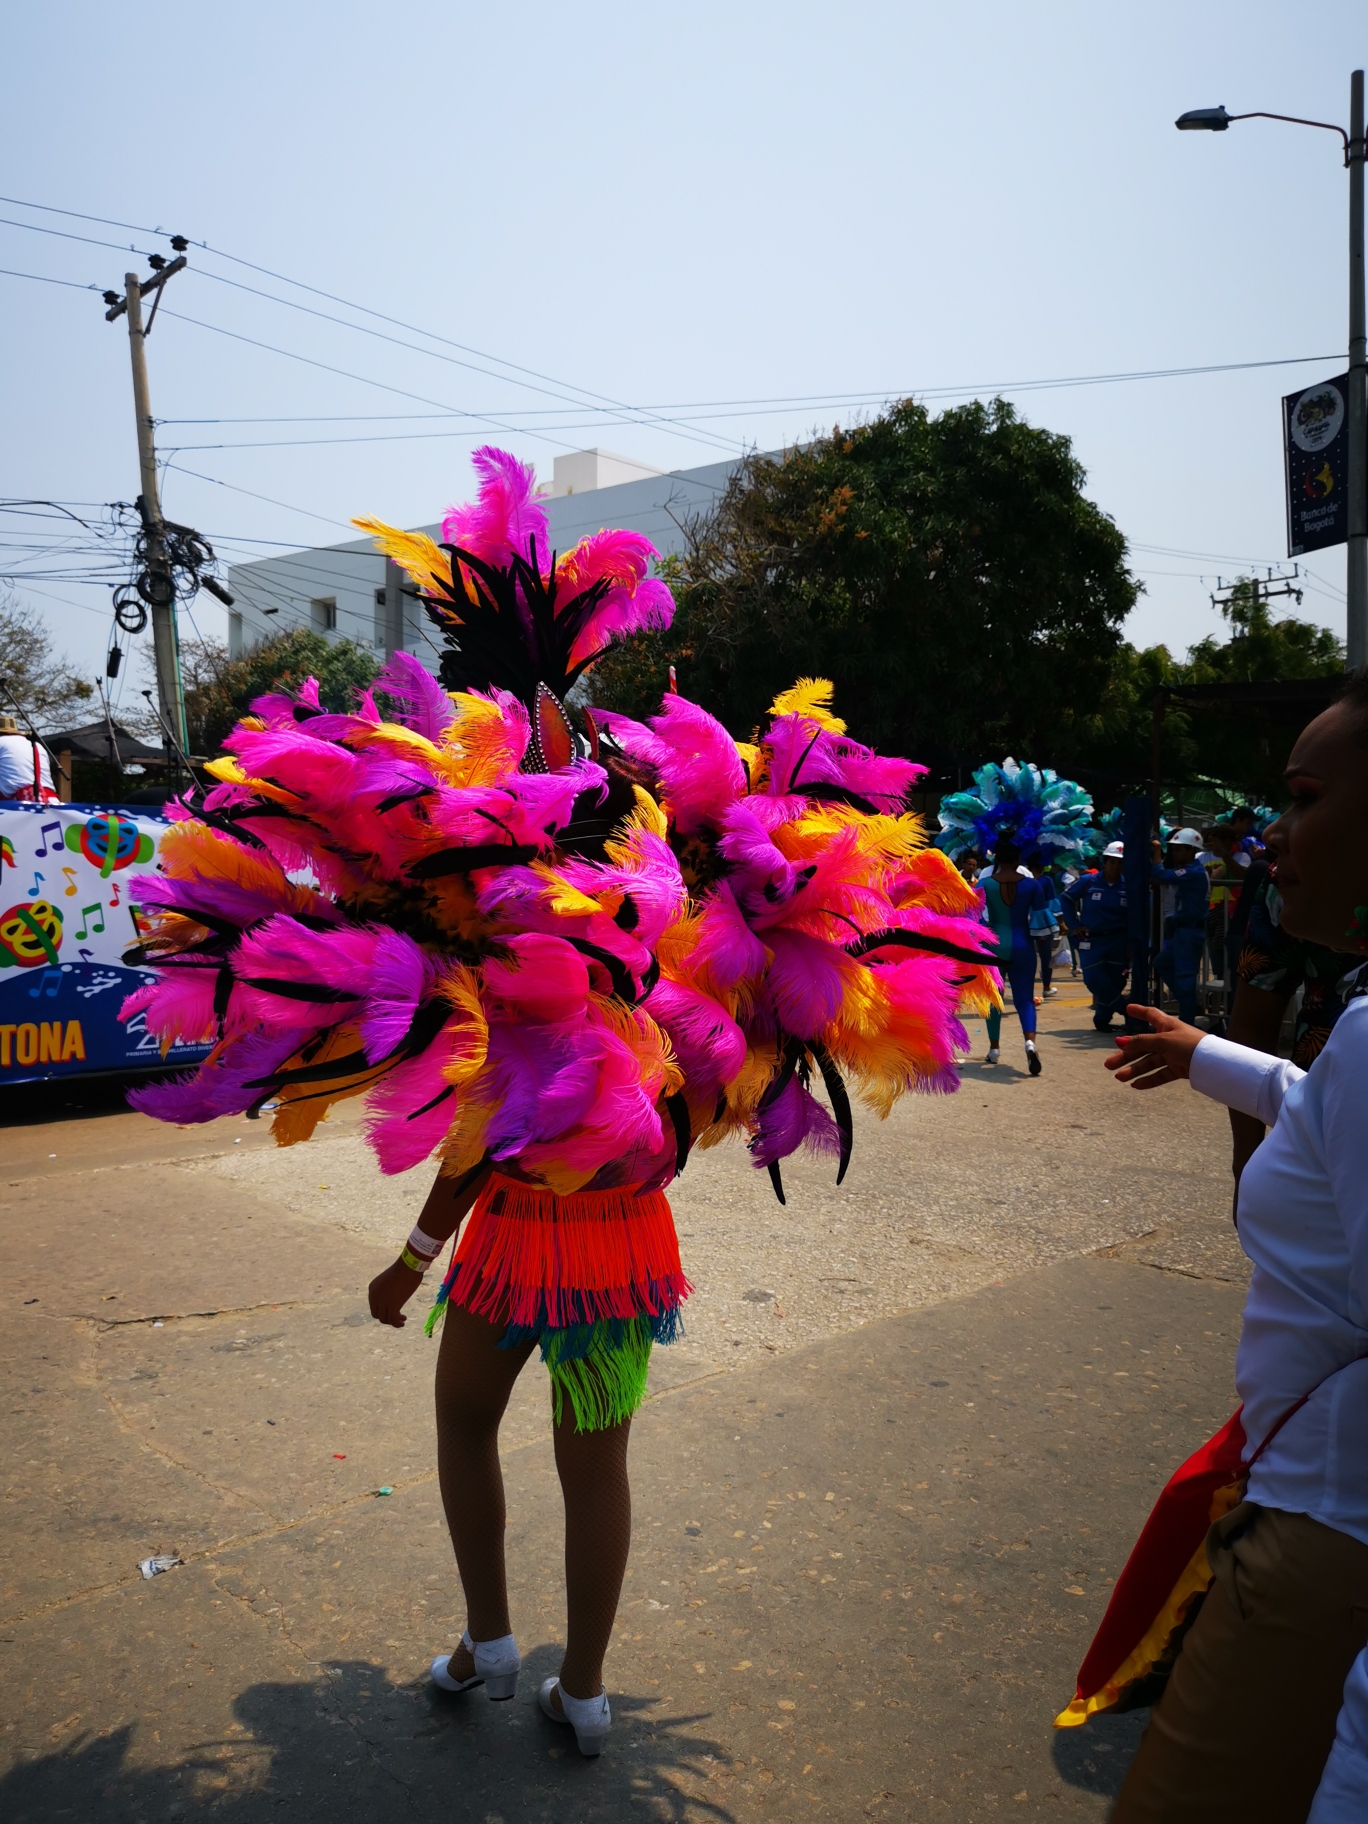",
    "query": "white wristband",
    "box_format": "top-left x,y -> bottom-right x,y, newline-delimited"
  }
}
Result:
407,1224 -> 444,1260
